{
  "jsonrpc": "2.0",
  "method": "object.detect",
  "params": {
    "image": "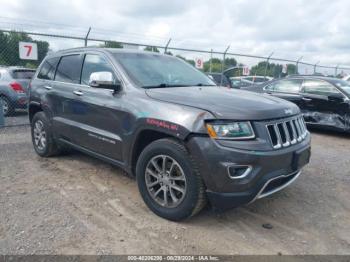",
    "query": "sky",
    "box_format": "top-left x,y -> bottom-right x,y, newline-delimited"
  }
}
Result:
1,0 -> 350,73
